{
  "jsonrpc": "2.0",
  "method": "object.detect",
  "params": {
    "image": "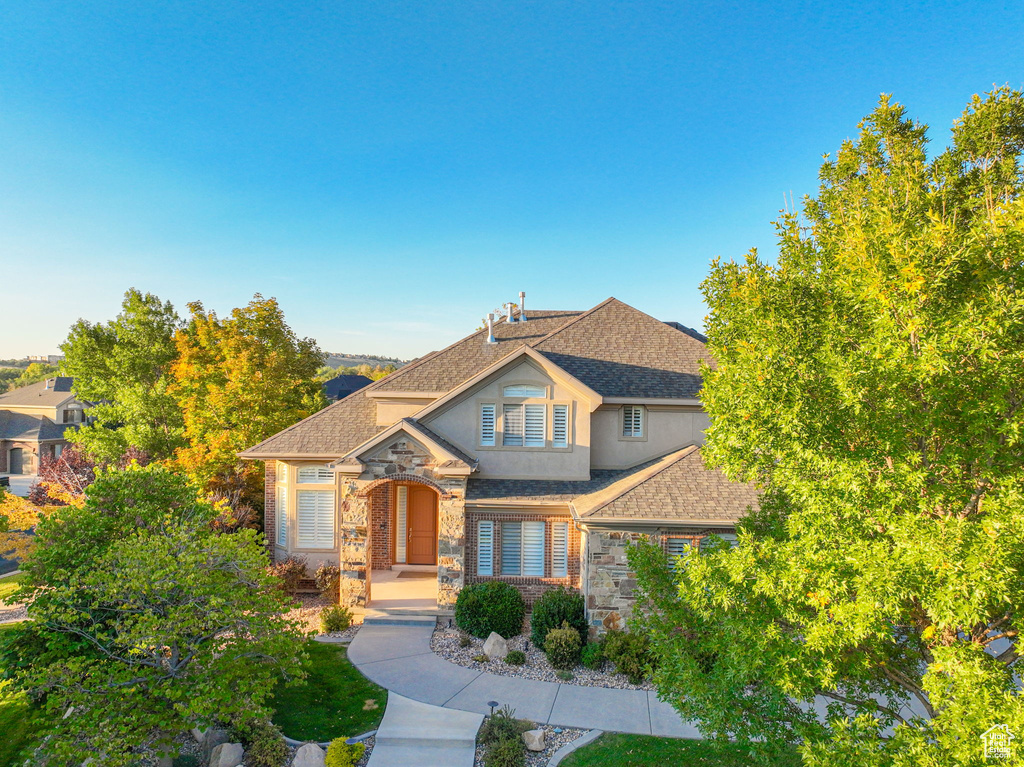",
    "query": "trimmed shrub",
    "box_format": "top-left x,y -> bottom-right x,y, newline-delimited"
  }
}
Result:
314,562 -> 341,602
556,669 -> 573,681
505,649 -> 526,665
454,581 -> 525,639
230,719 -> 289,767
320,604 -> 353,634
479,705 -> 532,747
485,737 -> 525,767
602,630 -> 655,684
544,621 -> 582,670
458,633 -> 472,648
325,738 -> 366,767
267,555 -> 307,594
581,642 -> 605,670
529,587 -> 587,648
